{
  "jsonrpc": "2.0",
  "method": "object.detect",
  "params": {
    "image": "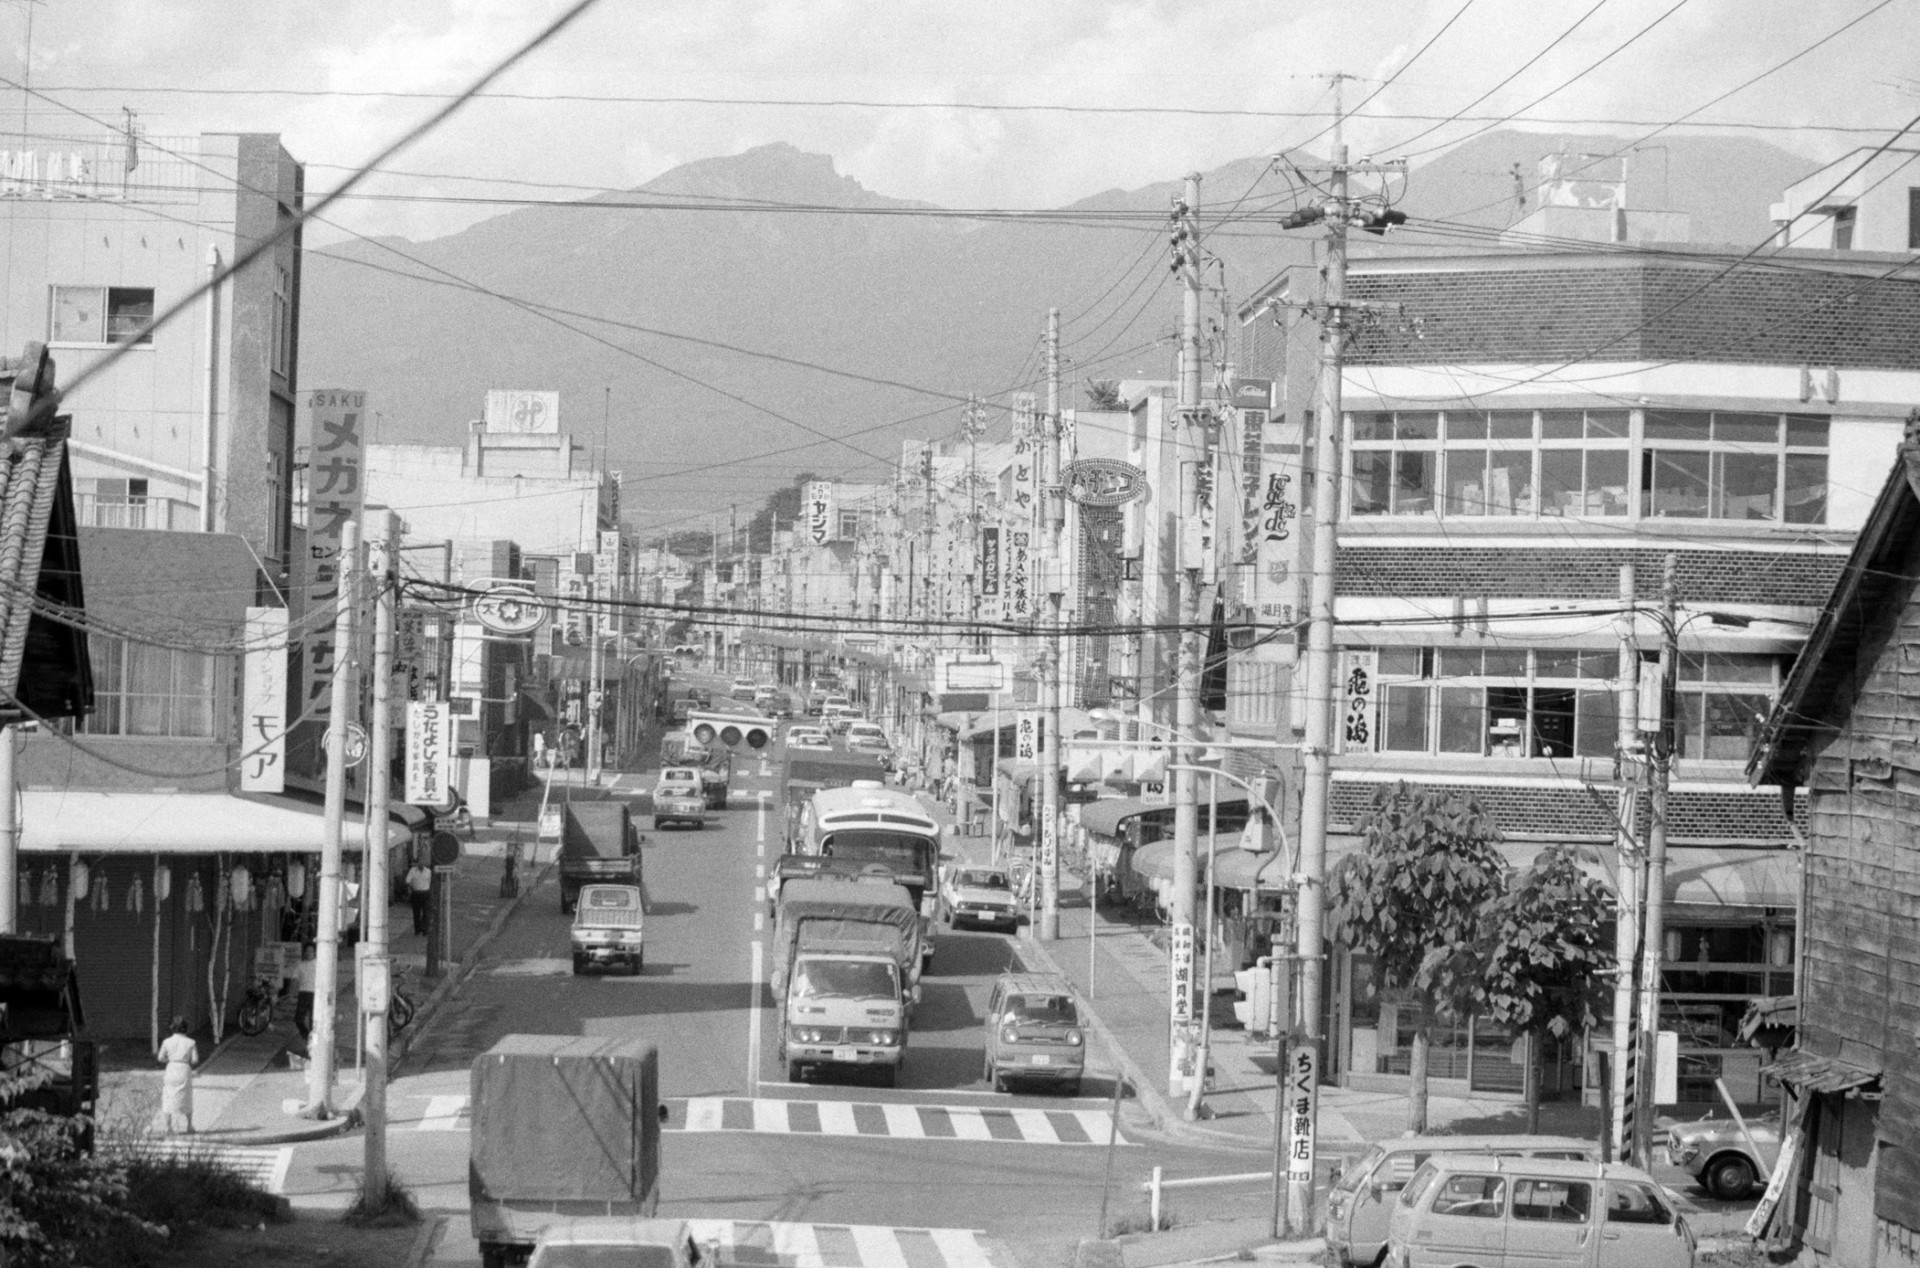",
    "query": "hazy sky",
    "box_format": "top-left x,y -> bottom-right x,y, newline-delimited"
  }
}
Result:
7,0 -> 1916,245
